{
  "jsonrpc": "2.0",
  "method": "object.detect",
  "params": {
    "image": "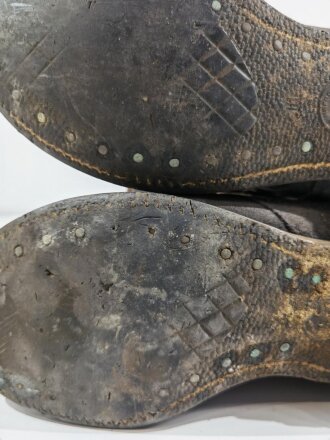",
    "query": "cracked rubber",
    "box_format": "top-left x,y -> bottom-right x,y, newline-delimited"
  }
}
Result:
0,0 -> 329,193
0,192 -> 329,428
